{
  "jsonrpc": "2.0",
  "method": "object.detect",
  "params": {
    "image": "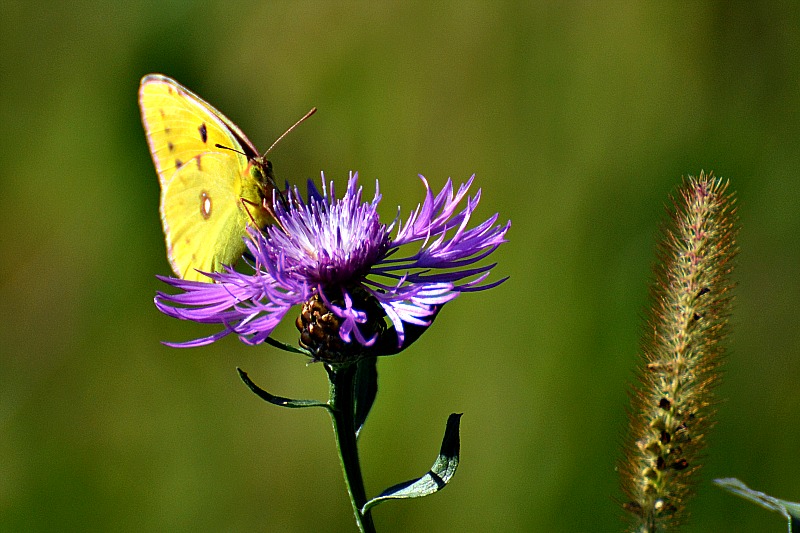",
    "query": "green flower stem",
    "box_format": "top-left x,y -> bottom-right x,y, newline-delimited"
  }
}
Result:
327,363 -> 376,533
